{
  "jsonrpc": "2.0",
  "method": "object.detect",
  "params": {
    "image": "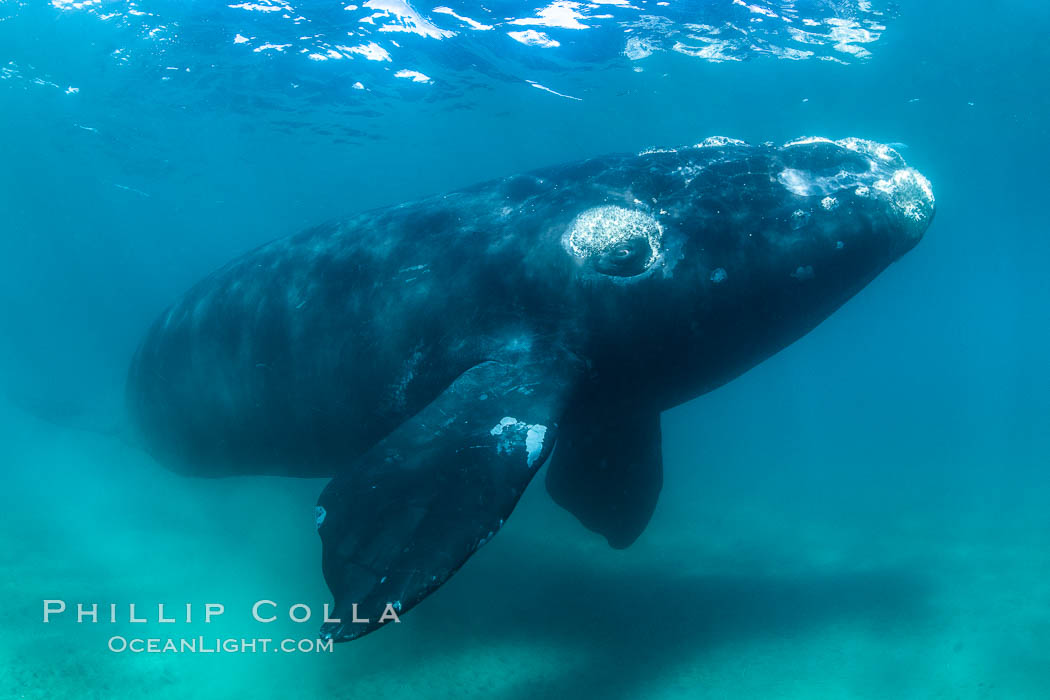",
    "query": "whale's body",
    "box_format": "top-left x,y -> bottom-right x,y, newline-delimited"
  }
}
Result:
128,137 -> 934,641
